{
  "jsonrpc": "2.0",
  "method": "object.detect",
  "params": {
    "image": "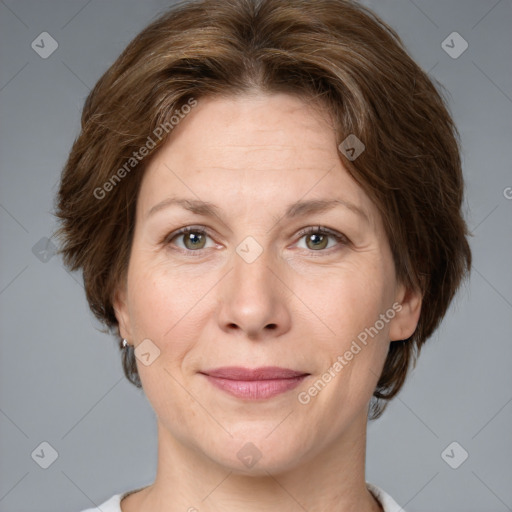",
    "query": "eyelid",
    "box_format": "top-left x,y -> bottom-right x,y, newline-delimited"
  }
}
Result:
294,225 -> 349,244
163,224 -> 349,254
162,225 -> 215,254
292,225 -> 350,254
